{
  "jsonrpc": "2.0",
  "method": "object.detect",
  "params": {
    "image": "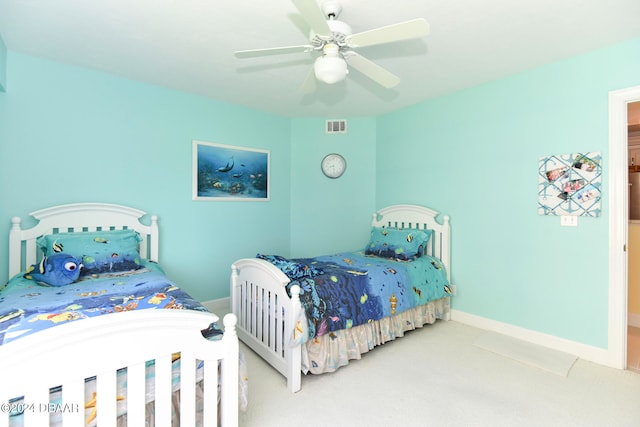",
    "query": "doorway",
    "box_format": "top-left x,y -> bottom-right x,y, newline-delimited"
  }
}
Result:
627,101 -> 640,372
609,85 -> 640,371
